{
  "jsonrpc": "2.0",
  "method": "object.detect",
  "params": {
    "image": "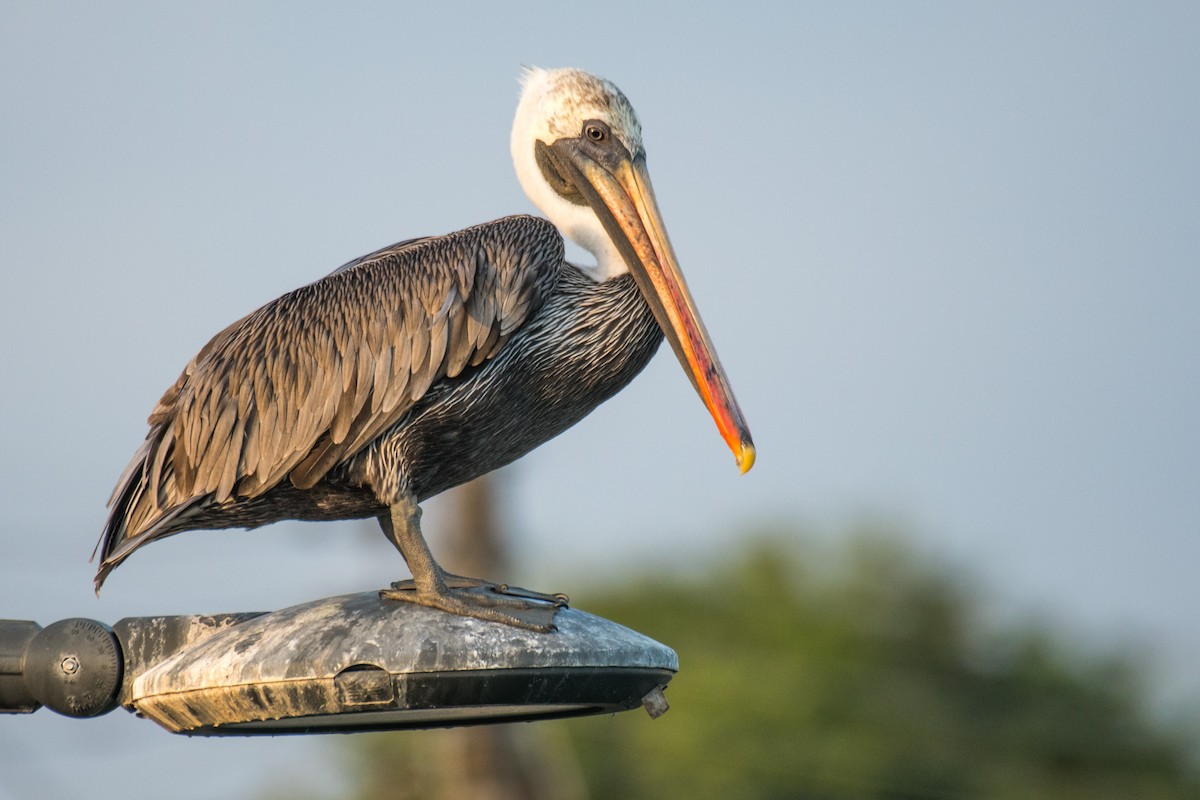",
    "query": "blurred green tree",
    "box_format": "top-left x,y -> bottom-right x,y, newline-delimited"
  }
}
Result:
565,532 -> 1200,799
288,528 -> 1200,800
